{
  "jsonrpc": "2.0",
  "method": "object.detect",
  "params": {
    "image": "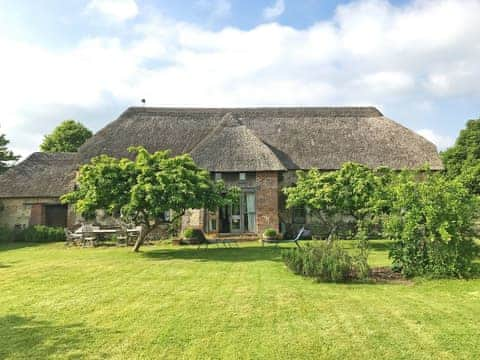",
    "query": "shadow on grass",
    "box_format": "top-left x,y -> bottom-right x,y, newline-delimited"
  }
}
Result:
143,245 -> 283,263
0,315 -> 109,359
0,241 -> 47,252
